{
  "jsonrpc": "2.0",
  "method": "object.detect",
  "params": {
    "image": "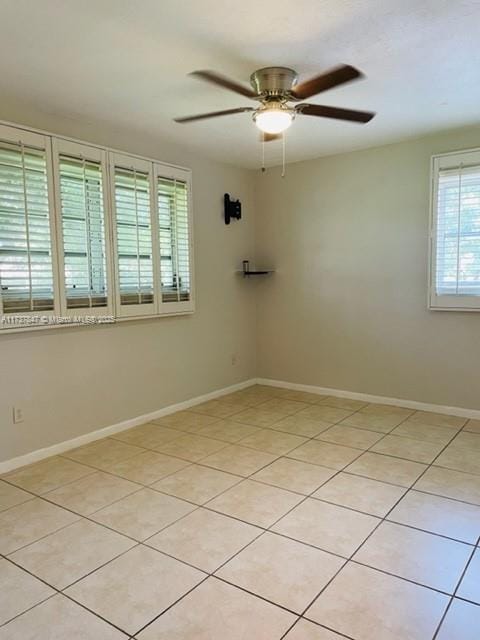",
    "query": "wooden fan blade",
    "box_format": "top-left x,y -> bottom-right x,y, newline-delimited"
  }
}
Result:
296,103 -> 375,123
291,65 -> 363,100
174,107 -> 254,123
190,70 -> 257,98
259,132 -> 282,143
